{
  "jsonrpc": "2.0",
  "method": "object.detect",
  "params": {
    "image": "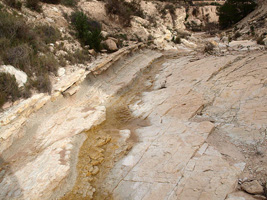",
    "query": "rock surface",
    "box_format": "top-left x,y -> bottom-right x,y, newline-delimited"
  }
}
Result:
0,49 -> 162,200
0,36 -> 266,200
241,180 -> 264,195
103,38 -> 118,52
